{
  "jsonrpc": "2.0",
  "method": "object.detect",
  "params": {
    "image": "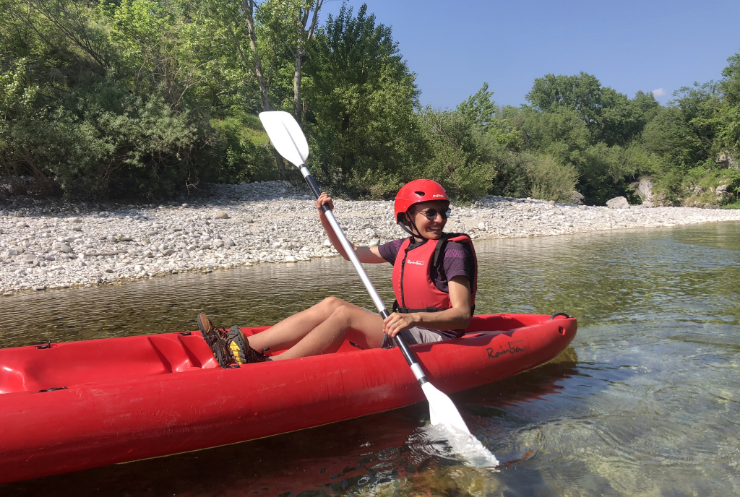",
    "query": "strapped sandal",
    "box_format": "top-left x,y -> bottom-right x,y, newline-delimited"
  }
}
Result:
197,313 -> 230,368
226,326 -> 267,365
